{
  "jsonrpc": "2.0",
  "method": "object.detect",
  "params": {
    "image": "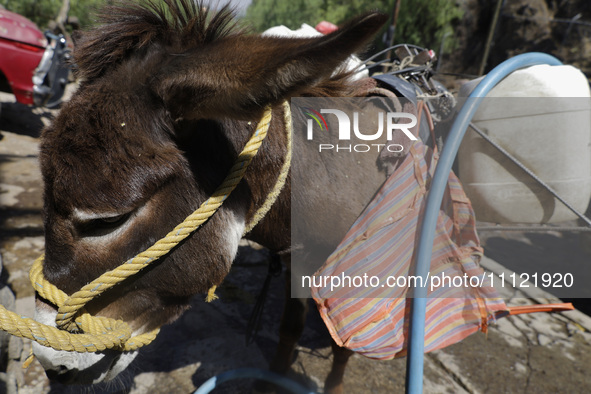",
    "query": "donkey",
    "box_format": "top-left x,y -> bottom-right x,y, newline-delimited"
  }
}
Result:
34,0 -> 391,391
